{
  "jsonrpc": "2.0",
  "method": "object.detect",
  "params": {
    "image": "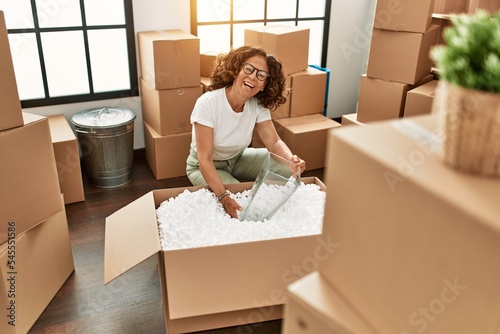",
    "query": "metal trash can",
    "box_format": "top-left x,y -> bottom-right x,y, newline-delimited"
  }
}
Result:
72,107 -> 136,188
